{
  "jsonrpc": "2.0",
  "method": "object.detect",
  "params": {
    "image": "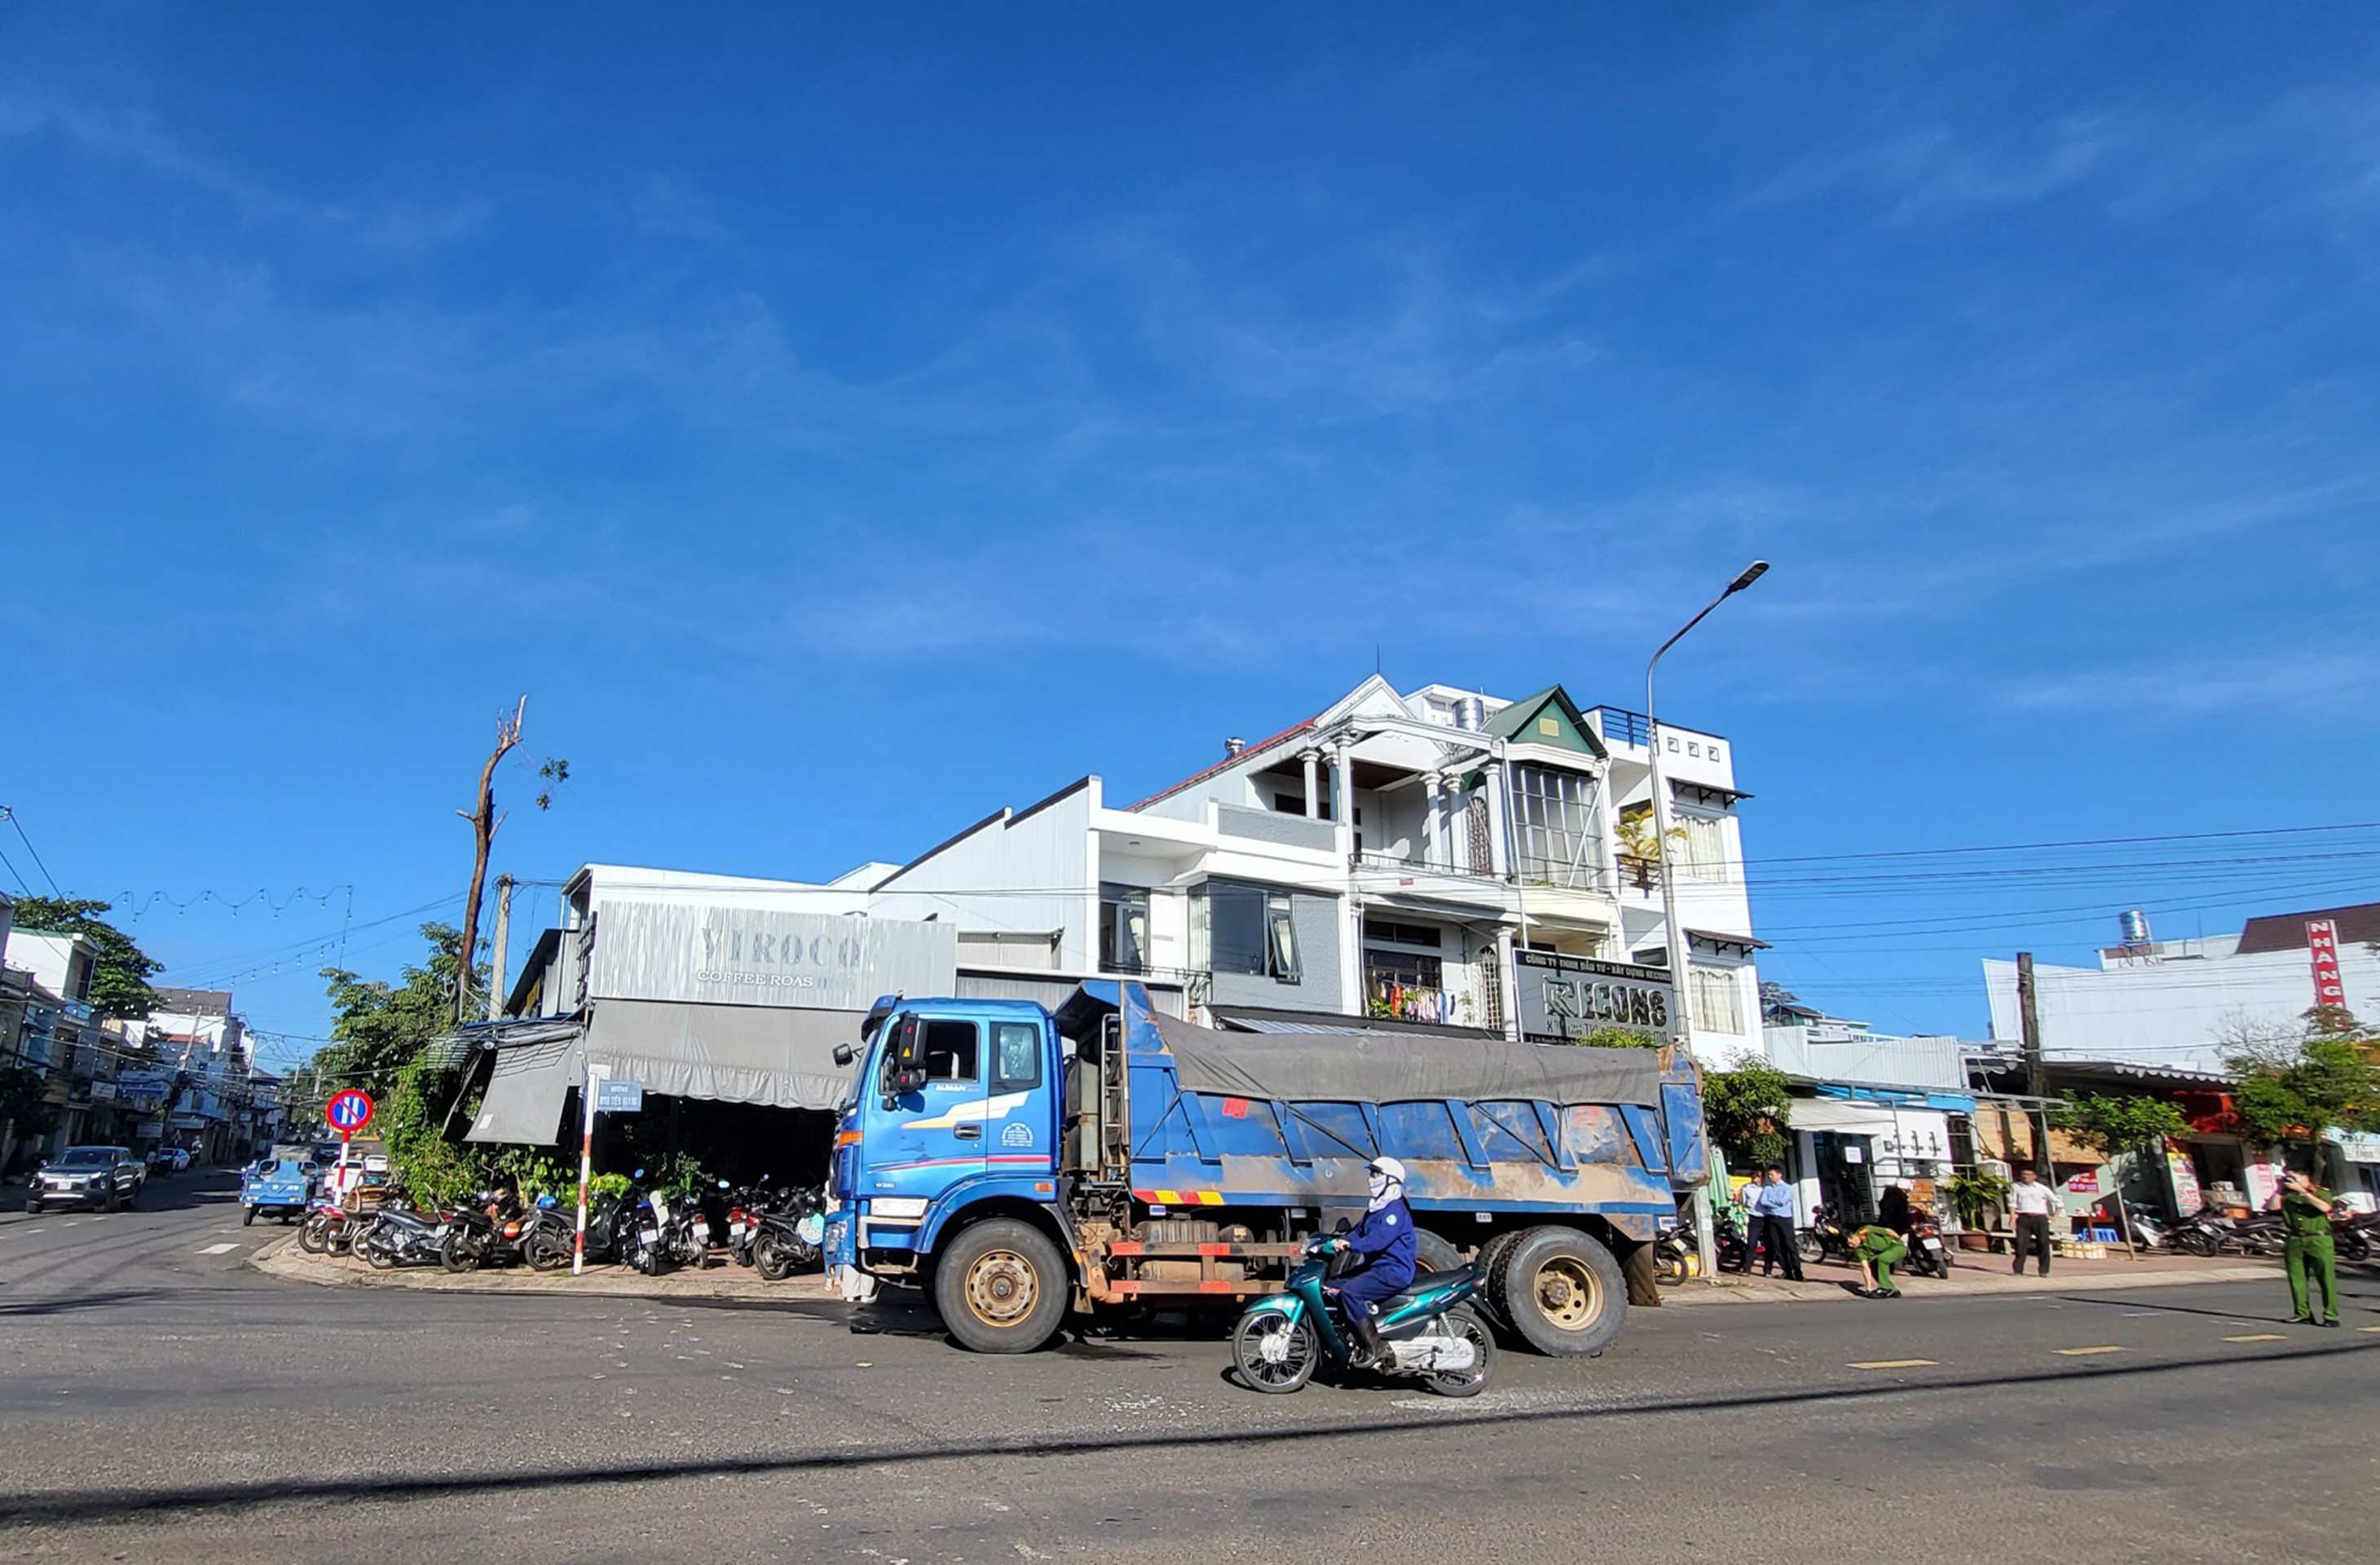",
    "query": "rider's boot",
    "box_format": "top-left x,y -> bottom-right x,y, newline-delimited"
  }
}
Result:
1346,1300 -> 1384,1361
